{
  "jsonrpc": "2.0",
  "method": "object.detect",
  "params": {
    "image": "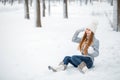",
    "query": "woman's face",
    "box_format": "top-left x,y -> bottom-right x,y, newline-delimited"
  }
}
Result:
85,28 -> 92,37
